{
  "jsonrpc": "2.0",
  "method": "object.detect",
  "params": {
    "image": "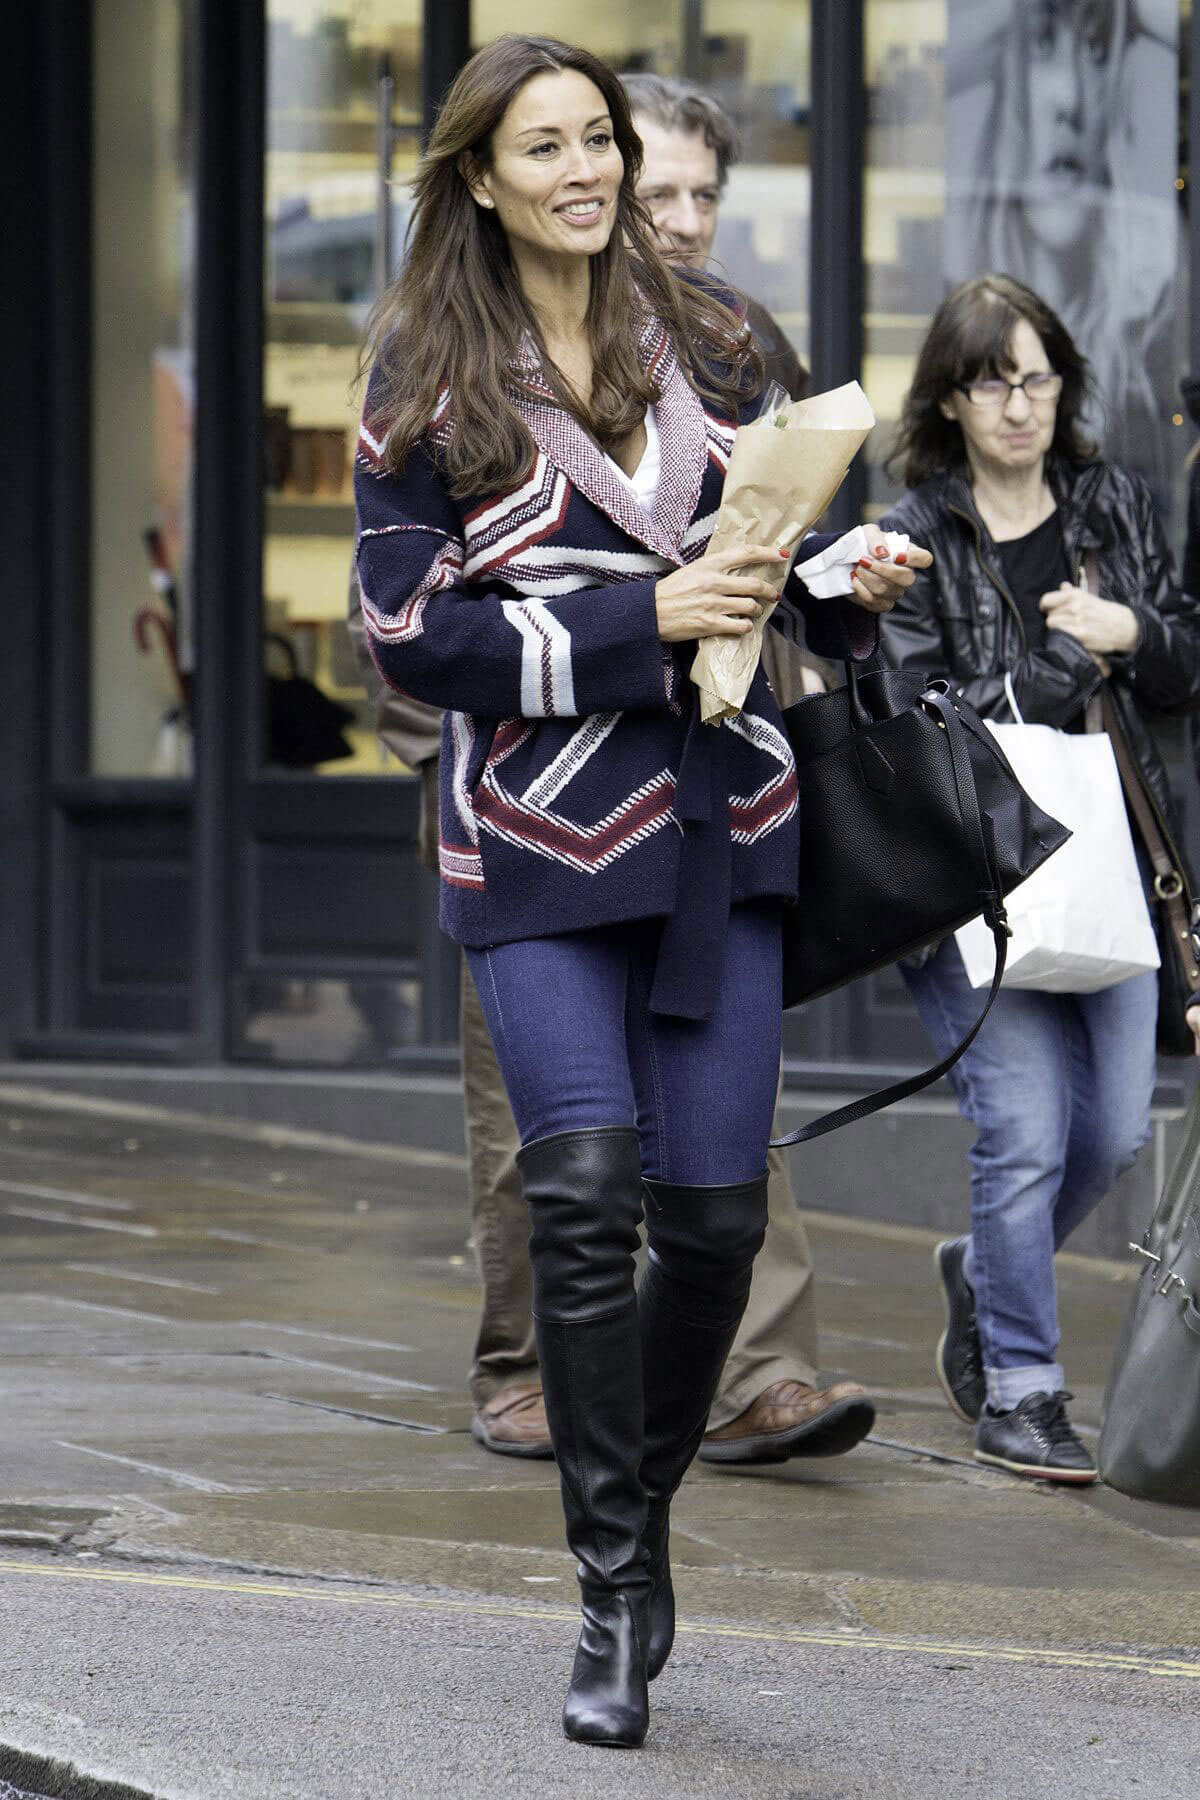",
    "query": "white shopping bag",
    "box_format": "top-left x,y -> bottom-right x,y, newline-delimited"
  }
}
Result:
954,679 -> 1159,993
